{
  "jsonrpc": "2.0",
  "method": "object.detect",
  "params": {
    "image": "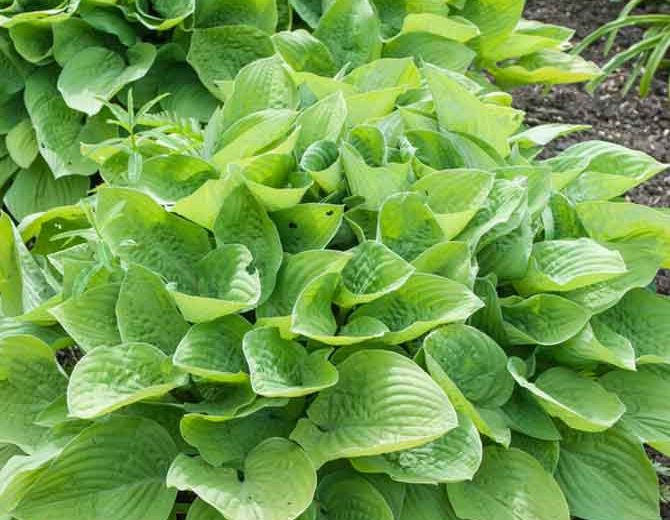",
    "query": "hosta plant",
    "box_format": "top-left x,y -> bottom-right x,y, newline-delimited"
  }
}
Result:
1,50 -> 669,520
0,0 -> 600,222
